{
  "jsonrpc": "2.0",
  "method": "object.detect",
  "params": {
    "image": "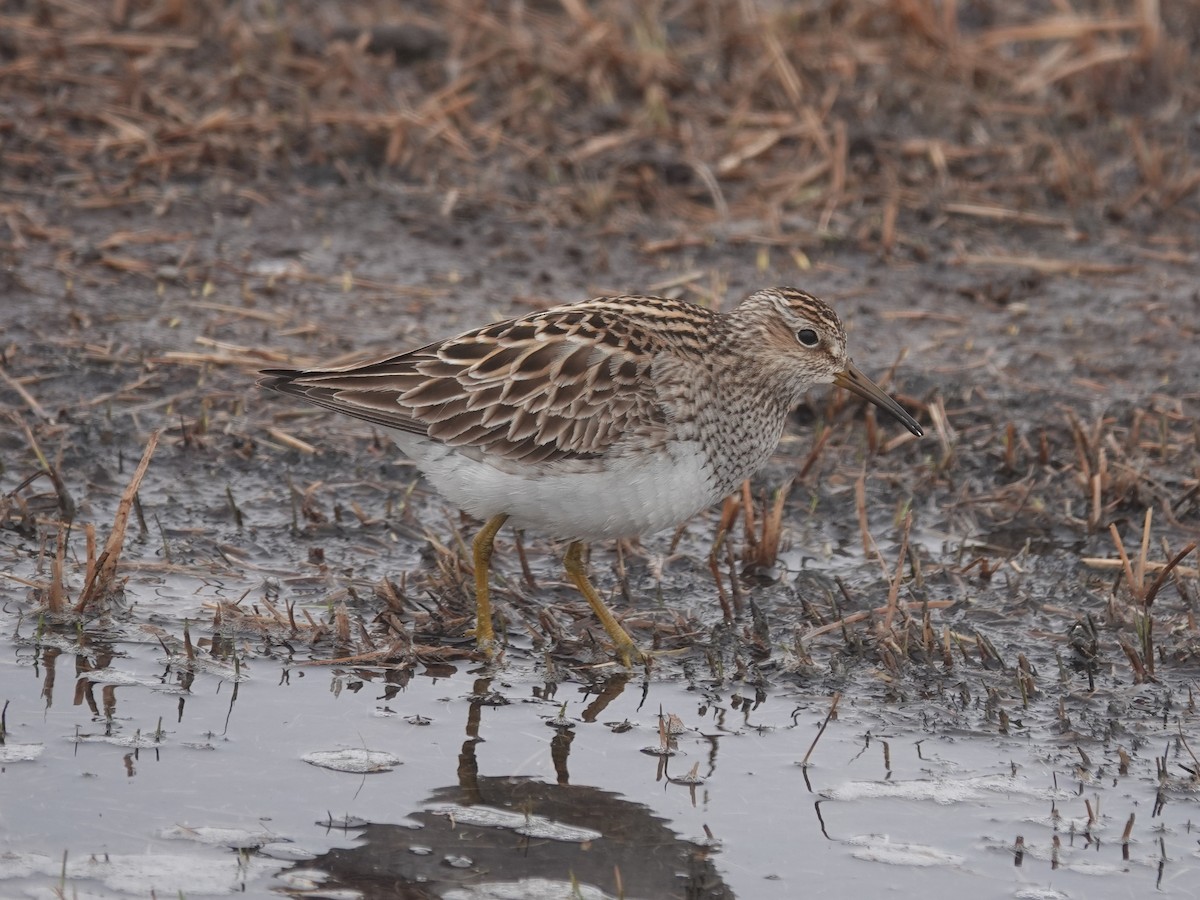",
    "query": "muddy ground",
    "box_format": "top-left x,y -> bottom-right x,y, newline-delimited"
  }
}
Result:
4,175 -> 1197,677
1,2 -> 1199,898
